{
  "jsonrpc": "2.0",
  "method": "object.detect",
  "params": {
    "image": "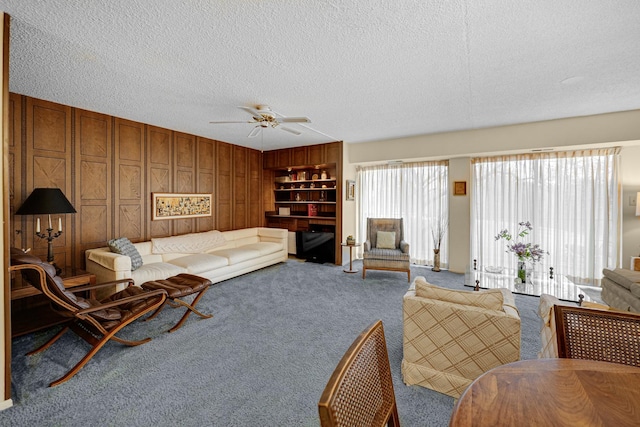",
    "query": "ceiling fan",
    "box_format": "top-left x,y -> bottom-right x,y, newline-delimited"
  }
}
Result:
210,105 -> 311,138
